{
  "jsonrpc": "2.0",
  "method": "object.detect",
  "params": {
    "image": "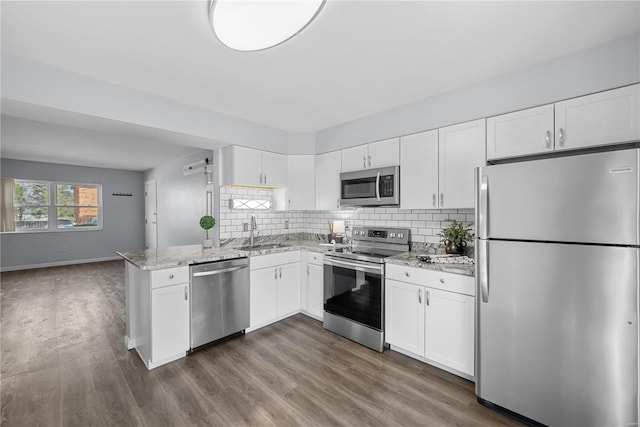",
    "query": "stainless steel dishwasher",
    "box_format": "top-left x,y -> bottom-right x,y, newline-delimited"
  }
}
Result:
189,257 -> 249,351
